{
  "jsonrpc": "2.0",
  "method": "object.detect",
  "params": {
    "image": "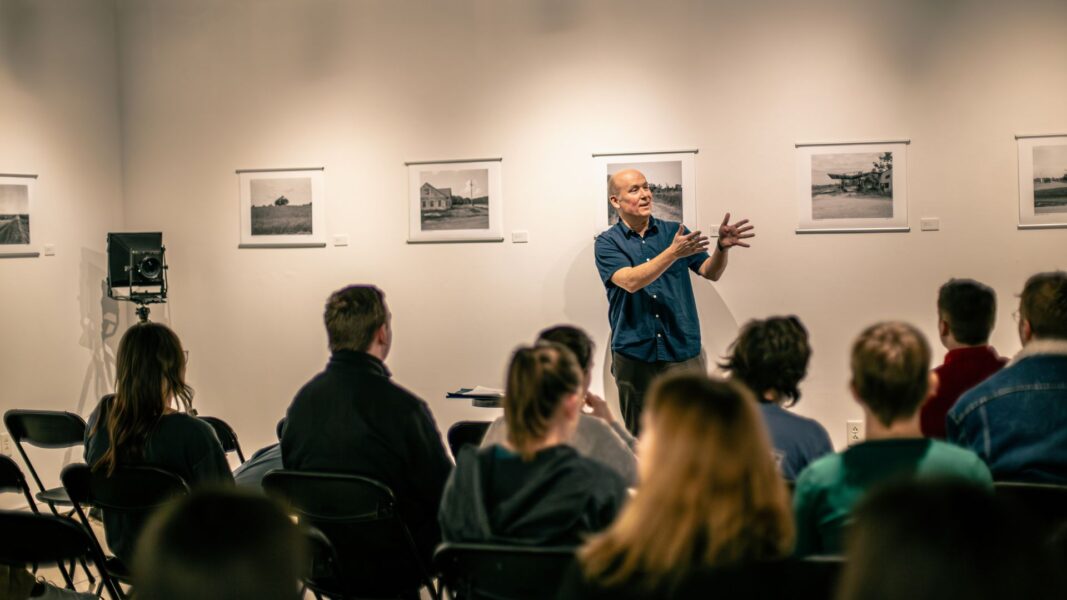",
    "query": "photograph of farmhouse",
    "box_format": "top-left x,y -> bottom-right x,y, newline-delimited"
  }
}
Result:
419,168 -> 490,231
